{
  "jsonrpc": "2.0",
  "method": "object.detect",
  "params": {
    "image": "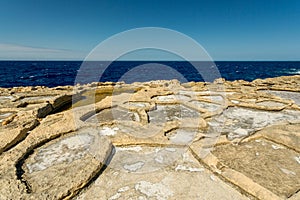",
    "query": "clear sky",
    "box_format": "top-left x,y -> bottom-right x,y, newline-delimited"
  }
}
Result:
0,0 -> 299,60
